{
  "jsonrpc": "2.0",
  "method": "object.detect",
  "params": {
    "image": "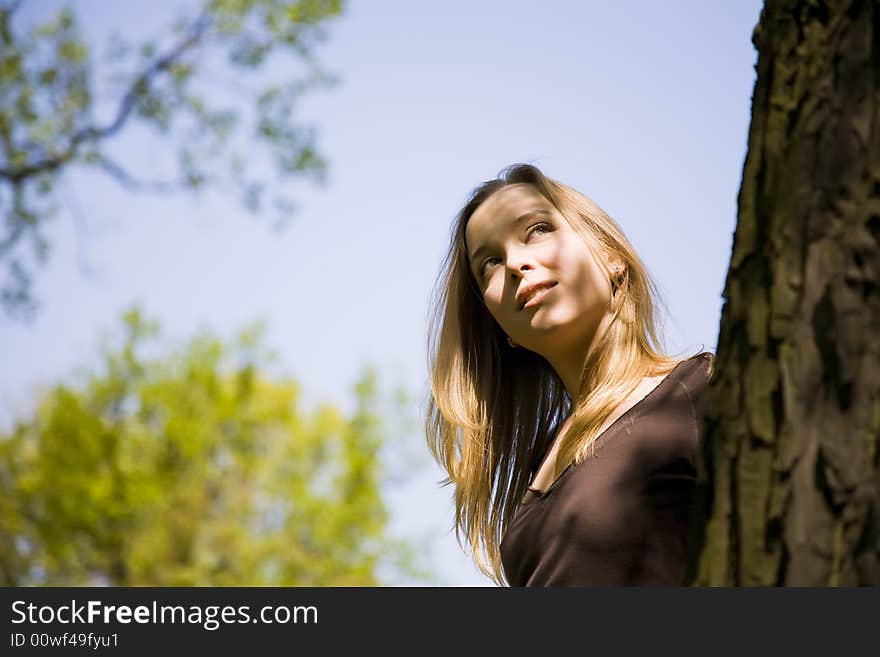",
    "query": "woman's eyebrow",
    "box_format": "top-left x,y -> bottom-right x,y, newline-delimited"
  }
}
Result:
468,208 -> 552,266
